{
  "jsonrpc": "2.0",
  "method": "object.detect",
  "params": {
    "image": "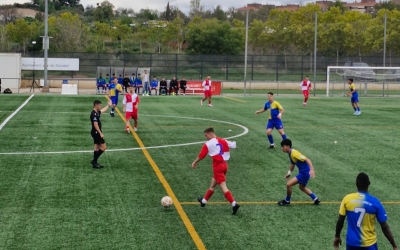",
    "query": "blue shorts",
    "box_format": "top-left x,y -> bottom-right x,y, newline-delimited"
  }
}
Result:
346,243 -> 377,250
110,96 -> 118,105
296,173 -> 310,186
266,120 -> 284,130
351,92 -> 359,103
